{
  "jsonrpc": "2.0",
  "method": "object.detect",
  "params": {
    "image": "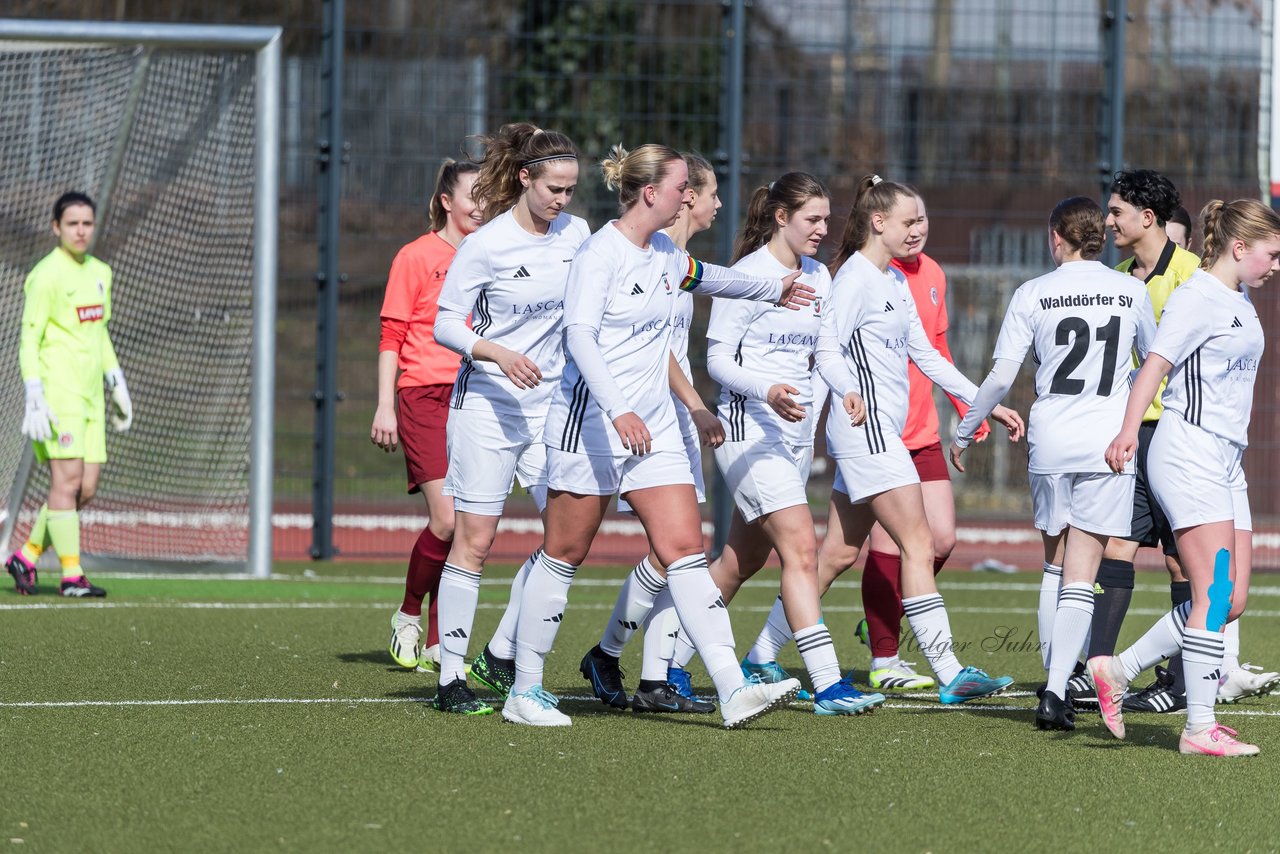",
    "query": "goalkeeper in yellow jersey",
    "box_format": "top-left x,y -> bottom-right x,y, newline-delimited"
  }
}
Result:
6,192 -> 132,597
